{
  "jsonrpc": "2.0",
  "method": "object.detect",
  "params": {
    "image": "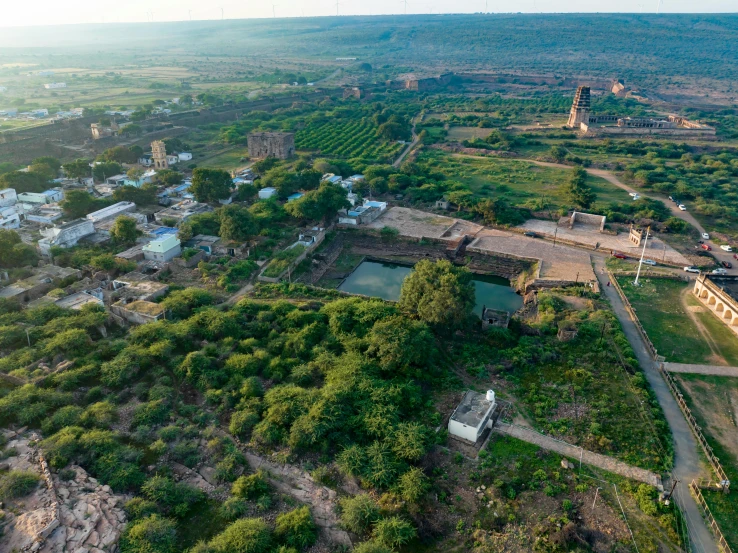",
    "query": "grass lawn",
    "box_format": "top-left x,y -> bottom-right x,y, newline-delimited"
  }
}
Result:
672,374 -> 738,551
616,276 -> 738,365
446,126 -> 494,140
422,150 -> 625,212
195,148 -> 248,171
